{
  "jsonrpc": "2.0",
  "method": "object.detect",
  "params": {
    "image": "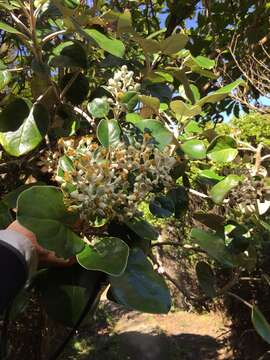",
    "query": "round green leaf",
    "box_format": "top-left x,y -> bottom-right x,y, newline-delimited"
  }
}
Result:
97,118 -> 121,148
196,261 -> 216,298
0,97 -> 30,132
77,237 -> 129,276
181,139 -> 206,159
207,135 -> 238,163
2,182 -> 45,209
251,305 -> 270,345
167,186 -> 189,218
0,102 -> 49,157
87,98 -> 110,118
210,175 -> 241,204
134,119 -> 173,150
109,248 -> 171,314
17,186 -> 84,258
